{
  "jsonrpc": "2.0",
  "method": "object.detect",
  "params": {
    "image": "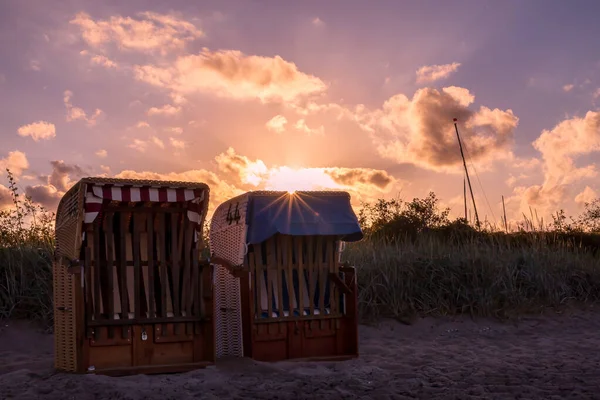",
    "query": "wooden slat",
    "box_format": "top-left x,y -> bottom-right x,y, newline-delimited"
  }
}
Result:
264,242 -> 273,318
192,247 -> 201,318
104,212 -> 115,339
92,221 -> 102,334
119,213 -> 130,324
296,237 -> 305,315
253,245 -> 263,318
132,214 -> 142,319
171,213 -> 181,317
317,237 -> 326,315
328,239 -> 337,315
183,216 -> 195,334
248,247 -> 257,318
307,236 -> 315,316
84,236 -> 93,326
157,213 -> 168,318
274,236 -> 284,318
284,235 -> 294,317
184,219 -> 195,318
146,213 -> 156,319
87,315 -> 207,327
